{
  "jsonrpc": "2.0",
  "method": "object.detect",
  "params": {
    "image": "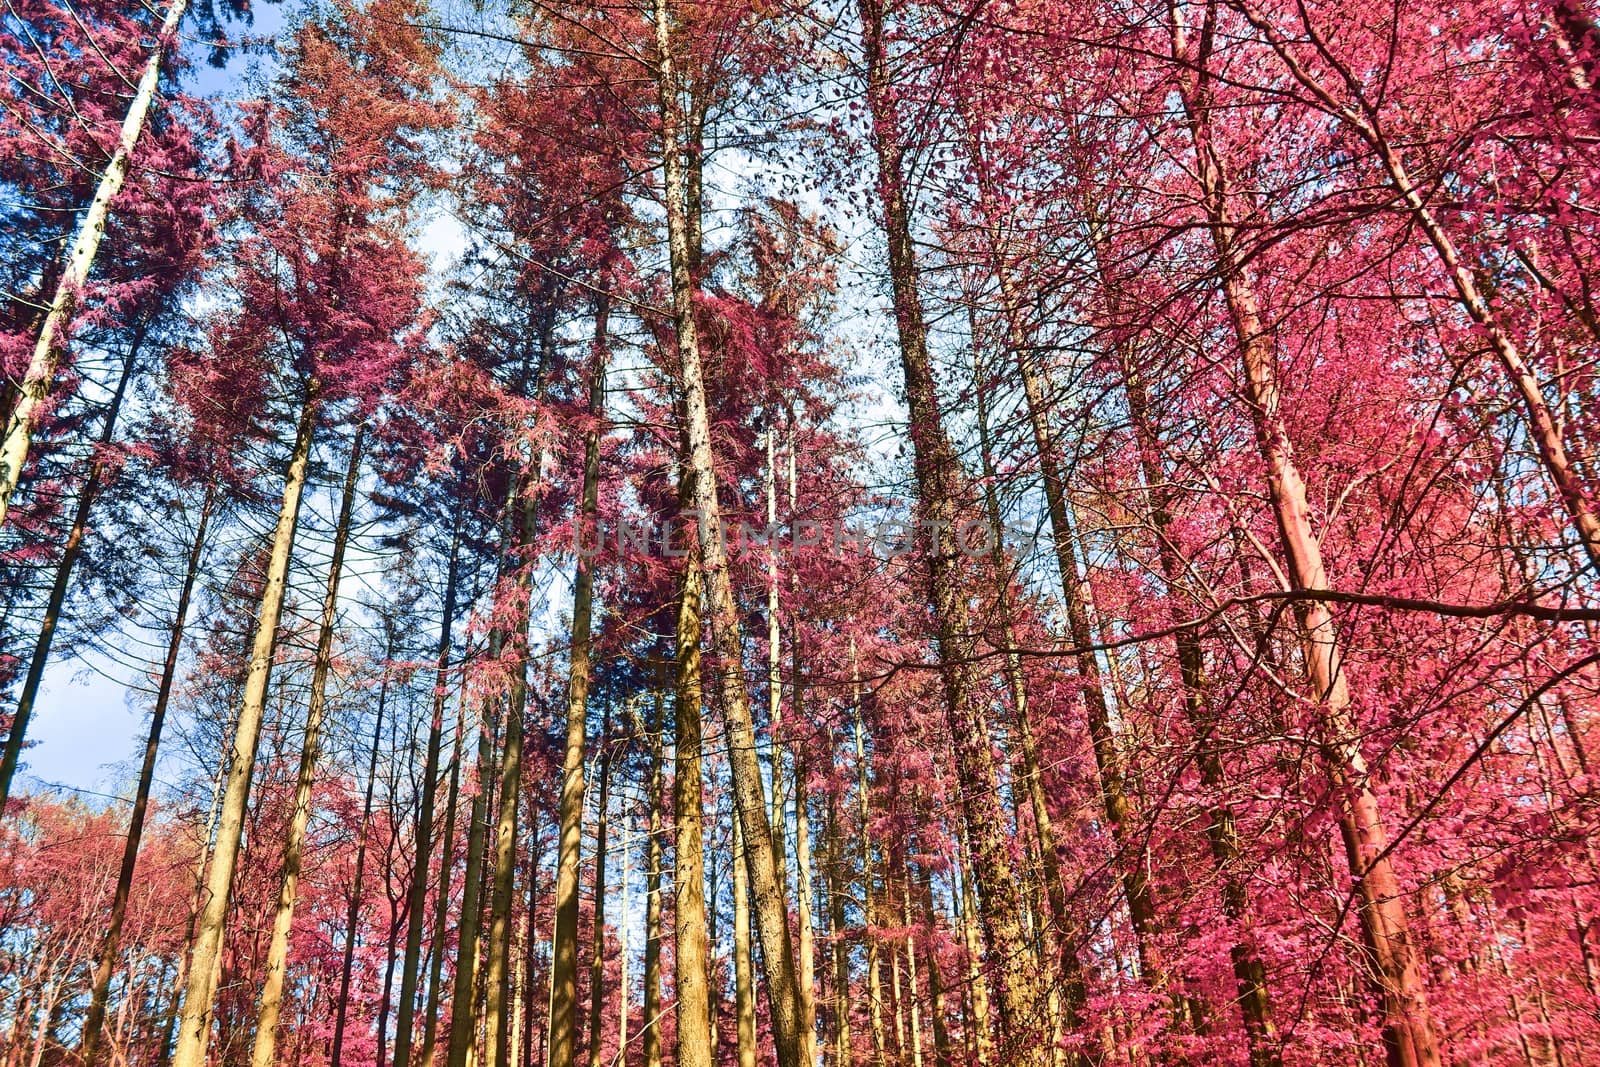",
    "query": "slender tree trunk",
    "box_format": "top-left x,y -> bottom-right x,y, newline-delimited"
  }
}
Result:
902,885 -> 925,1067
673,536 -> 714,1067
968,324 -> 1088,1055
1171,8 -> 1441,1064
854,693 -> 889,1067
643,688 -> 665,1067
170,382 -> 320,1067
332,640 -> 395,1067
380,912 -> 404,1067
419,693 -> 467,1067
987,245 -> 1171,1015
767,427 -> 789,884
918,869 -> 953,1067
1118,352 -> 1280,1067
251,427 -> 365,1067
653,3 -> 804,1062
587,703 -> 614,1067
853,0 -> 1044,1056
157,749 -> 227,1067
1,324 -> 142,814
516,798 -> 541,1067
953,844 -> 993,1067
78,480 -> 211,1066
396,517 -> 464,1067
547,301 -> 610,1067
795,754 -> 818,1066
0,0 -> 190,532
447,647 -> 501,1067
732,819 -> 758,1067
825,783 -> 853,1067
